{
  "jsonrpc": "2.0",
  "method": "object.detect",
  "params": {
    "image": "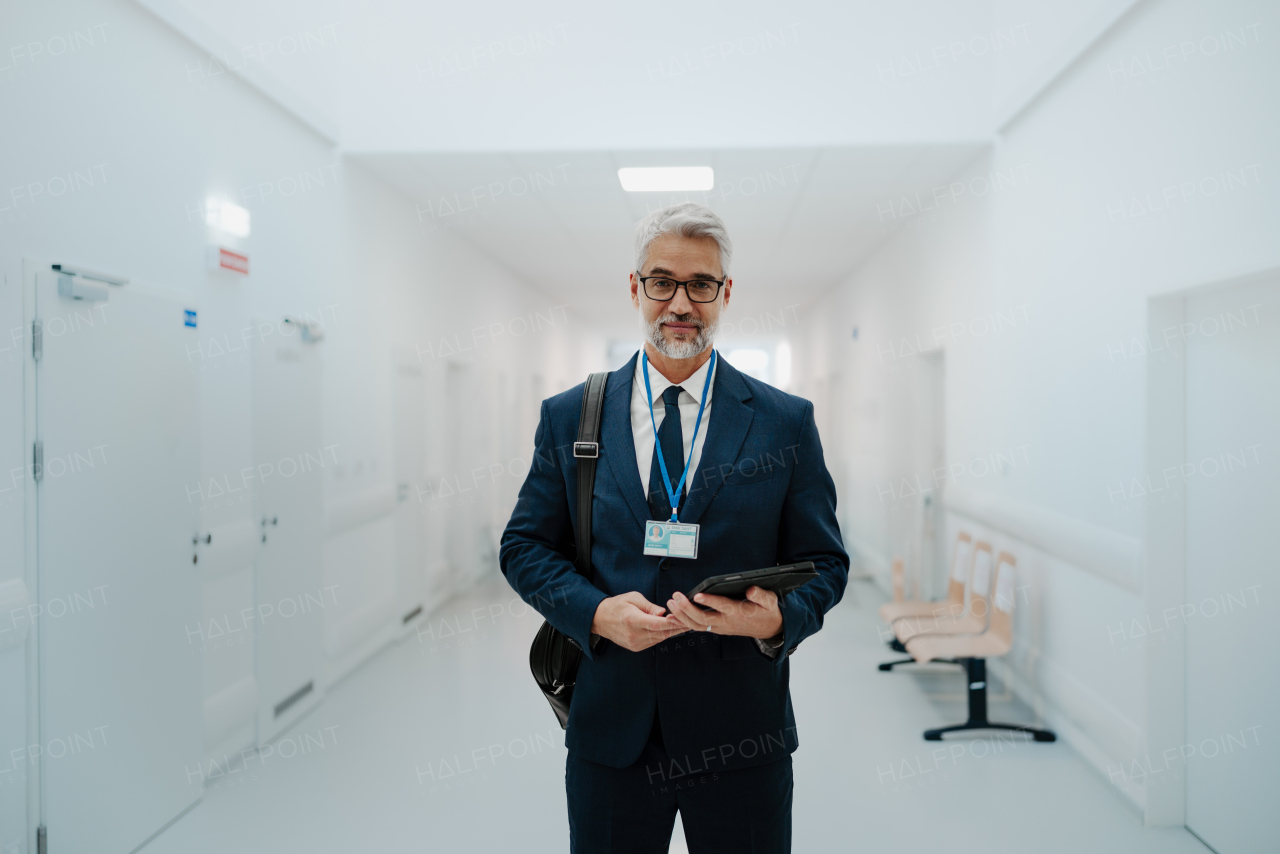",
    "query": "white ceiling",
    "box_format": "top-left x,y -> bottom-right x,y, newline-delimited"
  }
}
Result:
153,0 -> 1131,326
170,0 -> 1123,150
353,144 -> 987,327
